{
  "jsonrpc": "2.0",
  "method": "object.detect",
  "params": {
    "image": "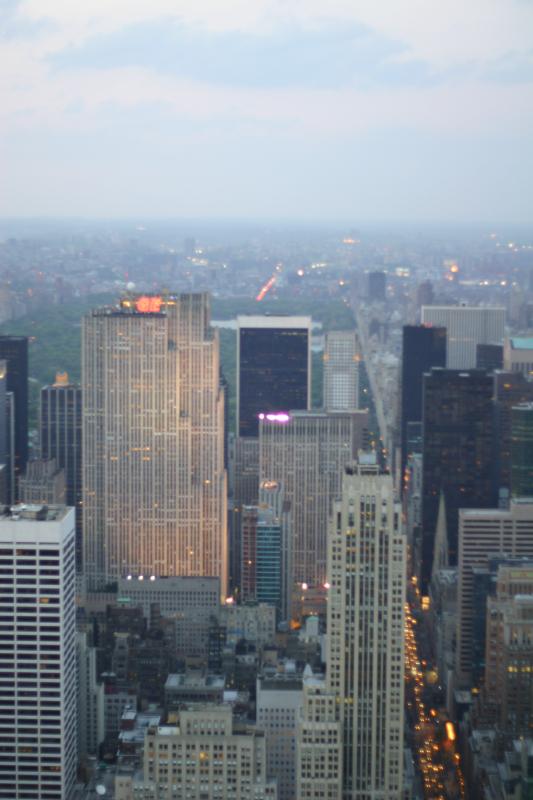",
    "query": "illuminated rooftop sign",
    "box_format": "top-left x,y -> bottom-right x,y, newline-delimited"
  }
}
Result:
135,296 -> 163,313
258,412 -> 291,423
